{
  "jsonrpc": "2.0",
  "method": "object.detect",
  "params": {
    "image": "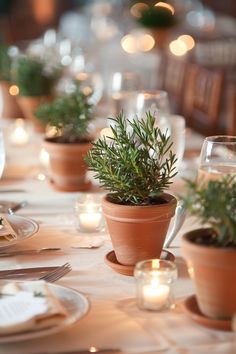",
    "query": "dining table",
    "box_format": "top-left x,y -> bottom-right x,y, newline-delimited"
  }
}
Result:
0,118 -> 235,354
